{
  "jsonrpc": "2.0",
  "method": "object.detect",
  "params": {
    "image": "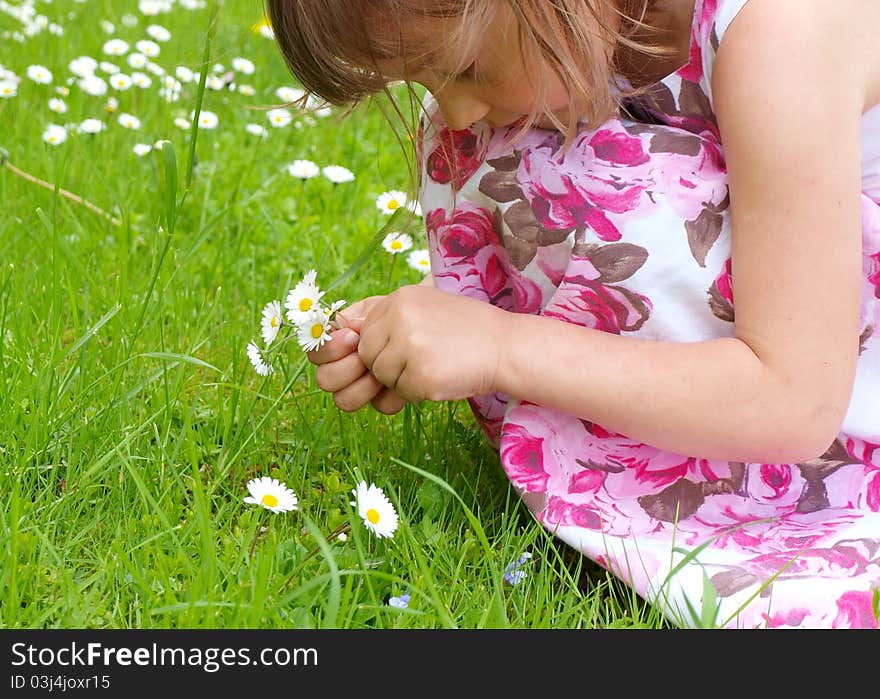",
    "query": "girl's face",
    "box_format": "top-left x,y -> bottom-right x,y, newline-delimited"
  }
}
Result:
379,9 -> 579,131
